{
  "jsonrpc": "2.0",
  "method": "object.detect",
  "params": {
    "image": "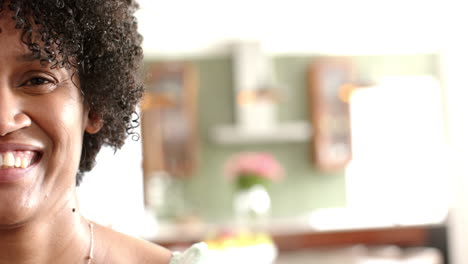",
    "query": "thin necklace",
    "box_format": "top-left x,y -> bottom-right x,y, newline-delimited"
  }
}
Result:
86,222 -> 94,264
